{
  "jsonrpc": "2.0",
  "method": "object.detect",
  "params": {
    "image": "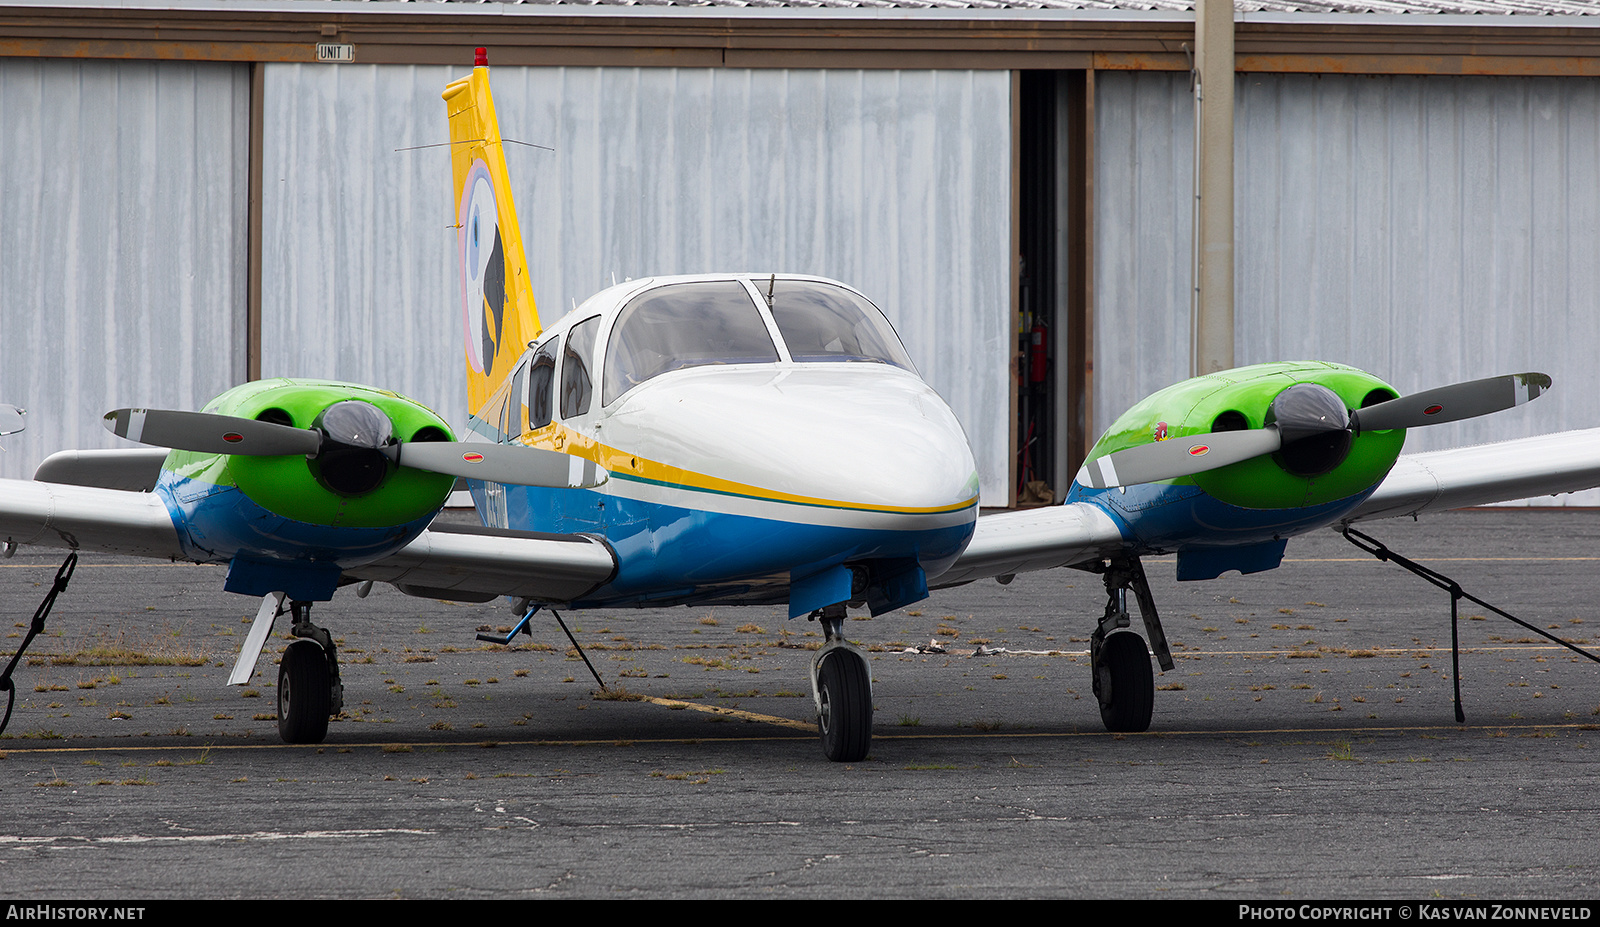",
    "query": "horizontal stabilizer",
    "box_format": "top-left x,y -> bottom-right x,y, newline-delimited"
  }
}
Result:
0,404 -> 23,436
35,448 -> 170,492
